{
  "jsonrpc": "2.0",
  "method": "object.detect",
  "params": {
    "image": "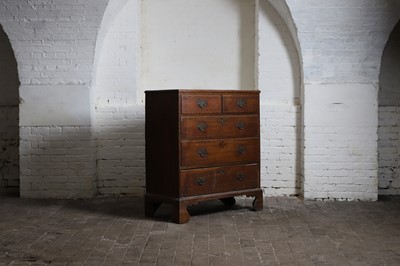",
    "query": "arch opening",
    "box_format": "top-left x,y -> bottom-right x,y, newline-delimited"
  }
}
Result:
0,24 -> 20,196
378,20 -> 400,196
90,0 -> 303,197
